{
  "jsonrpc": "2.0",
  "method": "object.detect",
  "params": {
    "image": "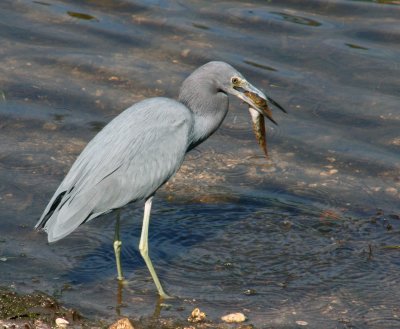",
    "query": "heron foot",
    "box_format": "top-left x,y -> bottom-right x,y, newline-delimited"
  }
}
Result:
159,291 -> 174,300
113,239 -> 124,281
116,277 -> 128,285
